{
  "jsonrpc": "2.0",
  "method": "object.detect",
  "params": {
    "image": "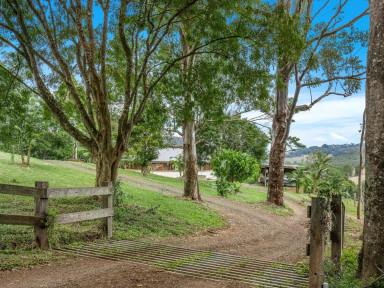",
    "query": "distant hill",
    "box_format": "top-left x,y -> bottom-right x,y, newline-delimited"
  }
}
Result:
285,144 -> 360,169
